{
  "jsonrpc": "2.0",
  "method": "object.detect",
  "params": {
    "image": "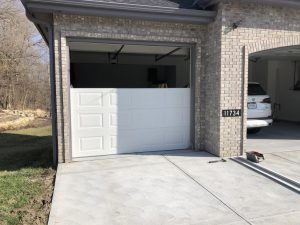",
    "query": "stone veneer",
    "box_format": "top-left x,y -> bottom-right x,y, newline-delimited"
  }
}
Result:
53,0 -> 300,163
